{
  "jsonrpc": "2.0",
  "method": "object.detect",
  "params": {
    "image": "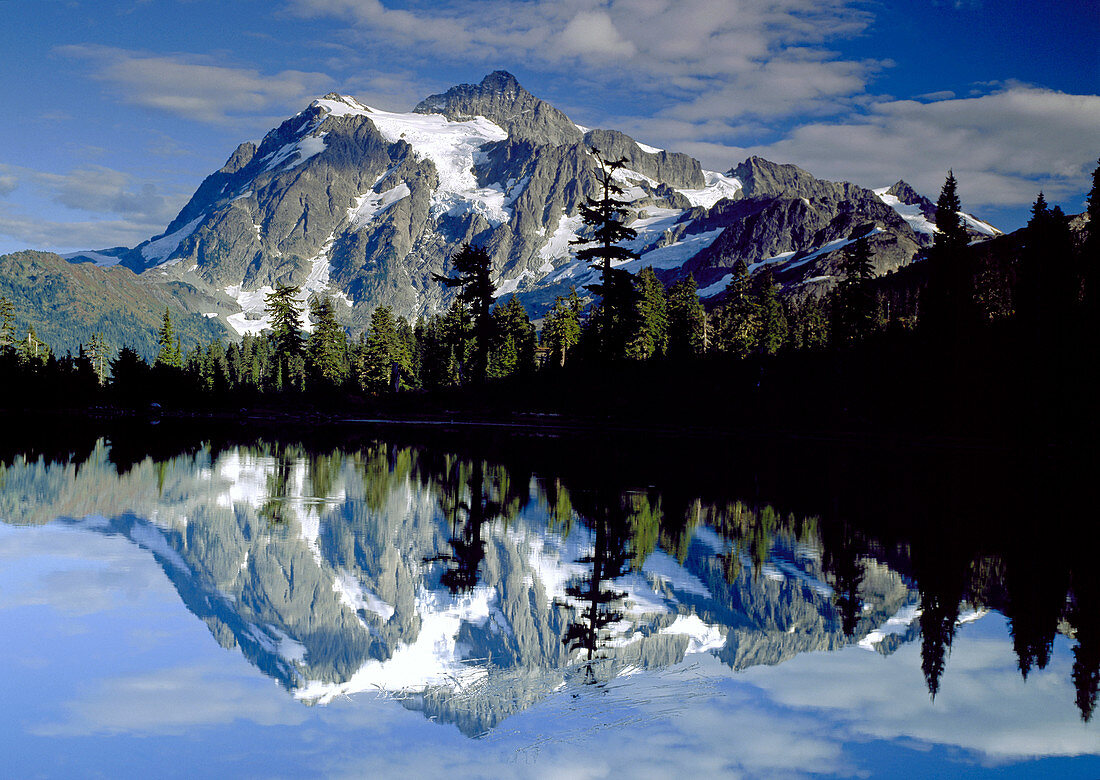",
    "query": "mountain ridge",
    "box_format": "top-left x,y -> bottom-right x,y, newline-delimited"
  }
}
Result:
12,70 -> 1002,343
